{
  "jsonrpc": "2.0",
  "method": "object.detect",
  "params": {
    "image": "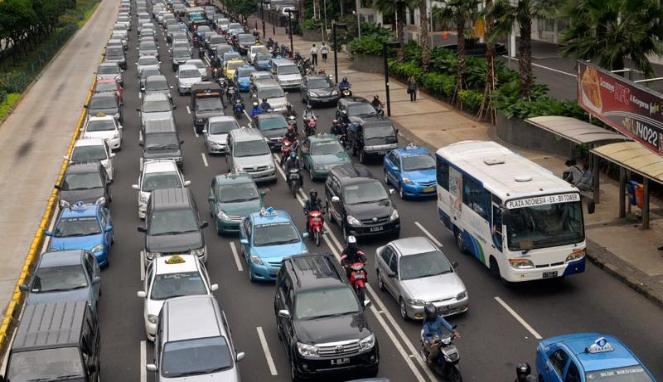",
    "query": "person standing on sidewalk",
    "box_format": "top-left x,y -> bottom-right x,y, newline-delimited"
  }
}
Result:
310,44 -> 318,66
320,43 -> 329,64
407,75 -> 418,102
